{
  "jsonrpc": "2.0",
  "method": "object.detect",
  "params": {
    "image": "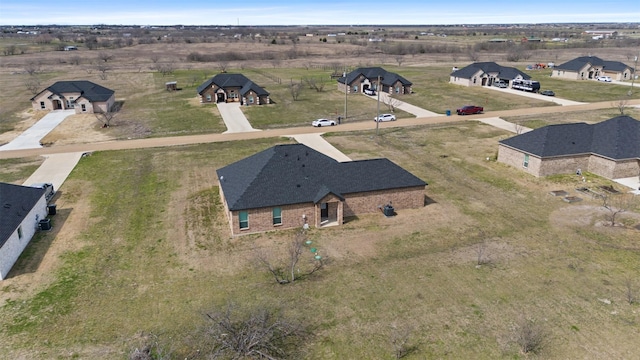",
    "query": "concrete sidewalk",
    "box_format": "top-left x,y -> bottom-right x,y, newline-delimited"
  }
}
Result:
216,103 -> 261,134
0,110 -> 75,151
613,176 -> 640,195
288,133 -> 352,162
